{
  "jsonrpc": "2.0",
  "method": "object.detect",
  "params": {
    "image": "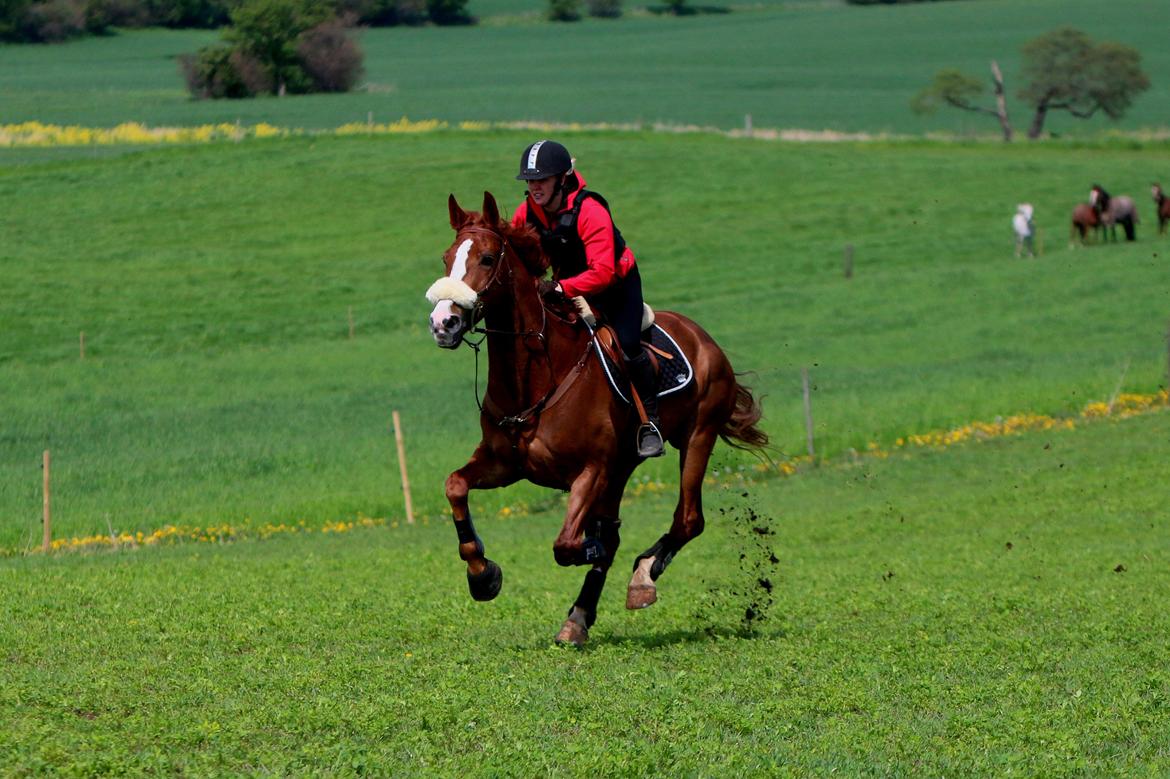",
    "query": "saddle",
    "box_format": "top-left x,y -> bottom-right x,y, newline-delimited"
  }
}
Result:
575,297 -> 694,406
